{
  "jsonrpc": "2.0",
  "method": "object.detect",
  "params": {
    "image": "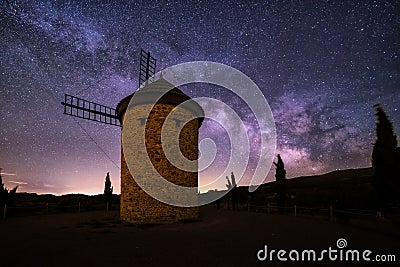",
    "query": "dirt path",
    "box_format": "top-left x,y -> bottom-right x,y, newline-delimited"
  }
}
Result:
1,207 -> 398,266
